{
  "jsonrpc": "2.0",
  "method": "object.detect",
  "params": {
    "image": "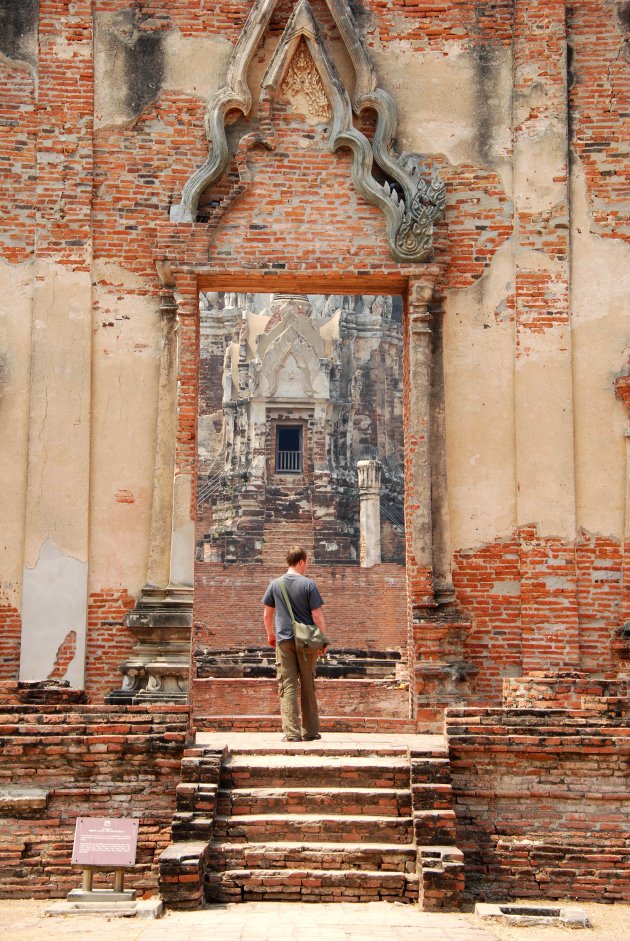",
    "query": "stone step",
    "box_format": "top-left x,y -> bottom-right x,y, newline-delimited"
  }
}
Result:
175,782 -> 218,815
220,755 -> 411,789
195,646 -> 403,681
215,787 -> 412,817
413,810 -> 458,845
417,846 -> 466,912
223,746 -> 411,758
196,715 -> 420,733
172,813 -> 216,842
262,524 -> 315,565
206,868 -> 419,903
412,782 -> 454,810
207,840 -> 417,874
213,813 -> 414,844
410,756 -> 452,783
